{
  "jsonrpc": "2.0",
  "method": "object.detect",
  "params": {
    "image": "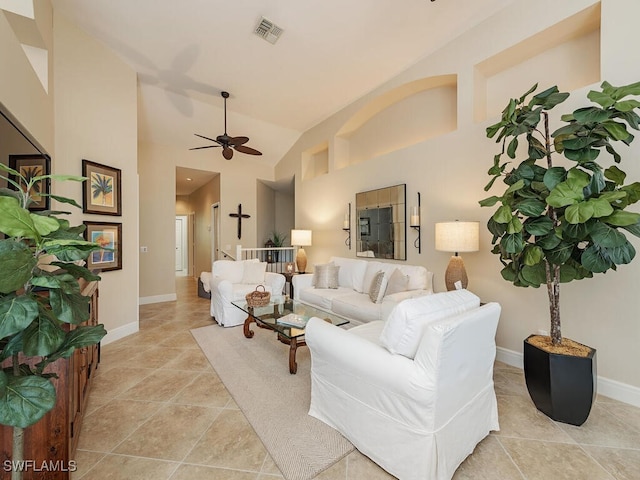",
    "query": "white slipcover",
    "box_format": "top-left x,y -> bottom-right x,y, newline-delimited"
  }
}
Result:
305,302 -> 501,480
209,260 -> 286,327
